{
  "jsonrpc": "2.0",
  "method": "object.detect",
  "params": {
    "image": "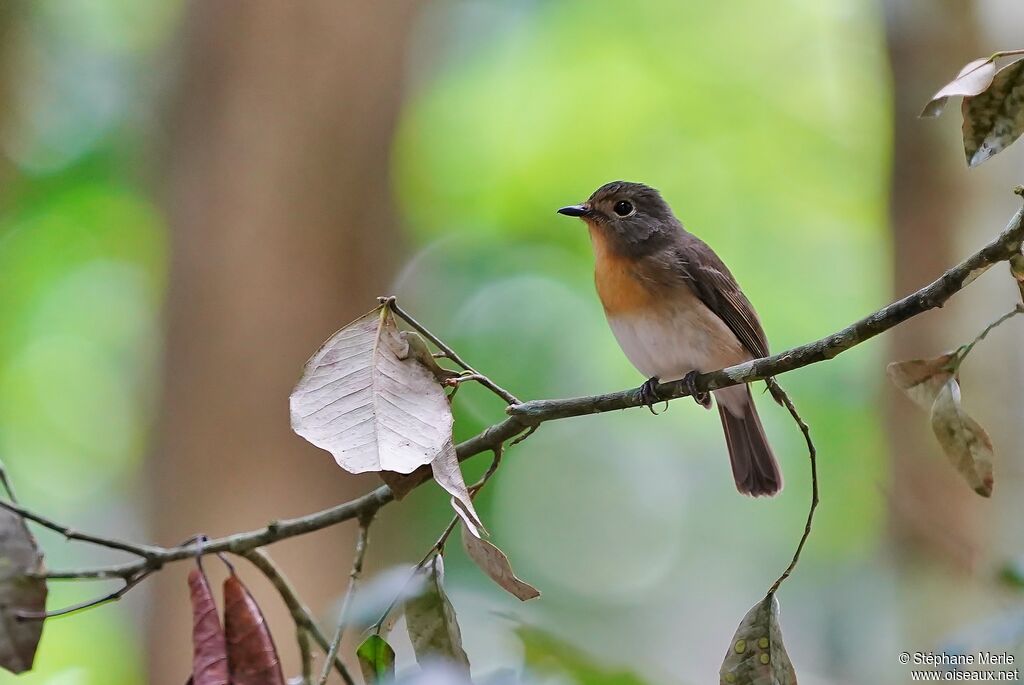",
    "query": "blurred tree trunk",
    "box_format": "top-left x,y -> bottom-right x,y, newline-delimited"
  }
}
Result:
150,2 -> 417,682
0,5 -> 18,191
885,0 -> 983,570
